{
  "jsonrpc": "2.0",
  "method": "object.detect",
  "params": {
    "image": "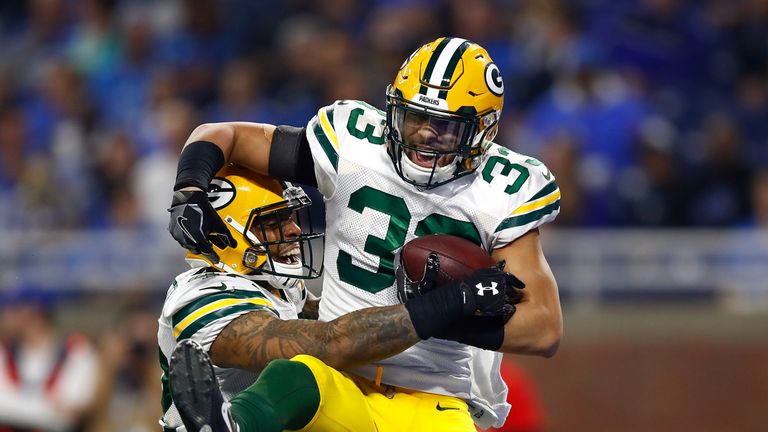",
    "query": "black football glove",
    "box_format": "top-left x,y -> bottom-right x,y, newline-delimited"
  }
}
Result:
400,255 -> 526,340
436,262 -> 526,350
434,315 -> 508,351
396,252 -> 441,303
168,189 -> 237,263
453,262 -> 526,317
